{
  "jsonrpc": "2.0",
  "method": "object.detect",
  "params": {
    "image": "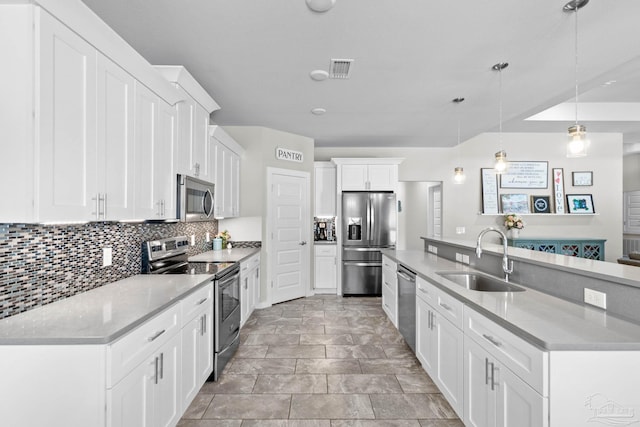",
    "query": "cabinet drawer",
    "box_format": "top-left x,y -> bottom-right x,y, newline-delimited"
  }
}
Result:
434,288 -> 464,330
382,255 -> 397,271
181,283 -> 213,326
416,276 -> 435,306
315,245 -> 337,256
464,306 -> 548,396
382,283 -> 397,323
107,303 -> 181,388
